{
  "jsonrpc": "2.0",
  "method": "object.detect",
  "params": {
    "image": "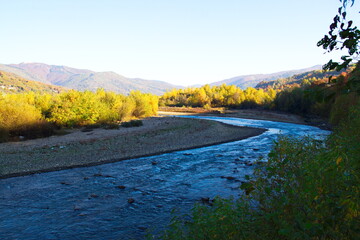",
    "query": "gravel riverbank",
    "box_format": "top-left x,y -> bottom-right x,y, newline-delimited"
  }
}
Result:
0,117 -> 265,179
